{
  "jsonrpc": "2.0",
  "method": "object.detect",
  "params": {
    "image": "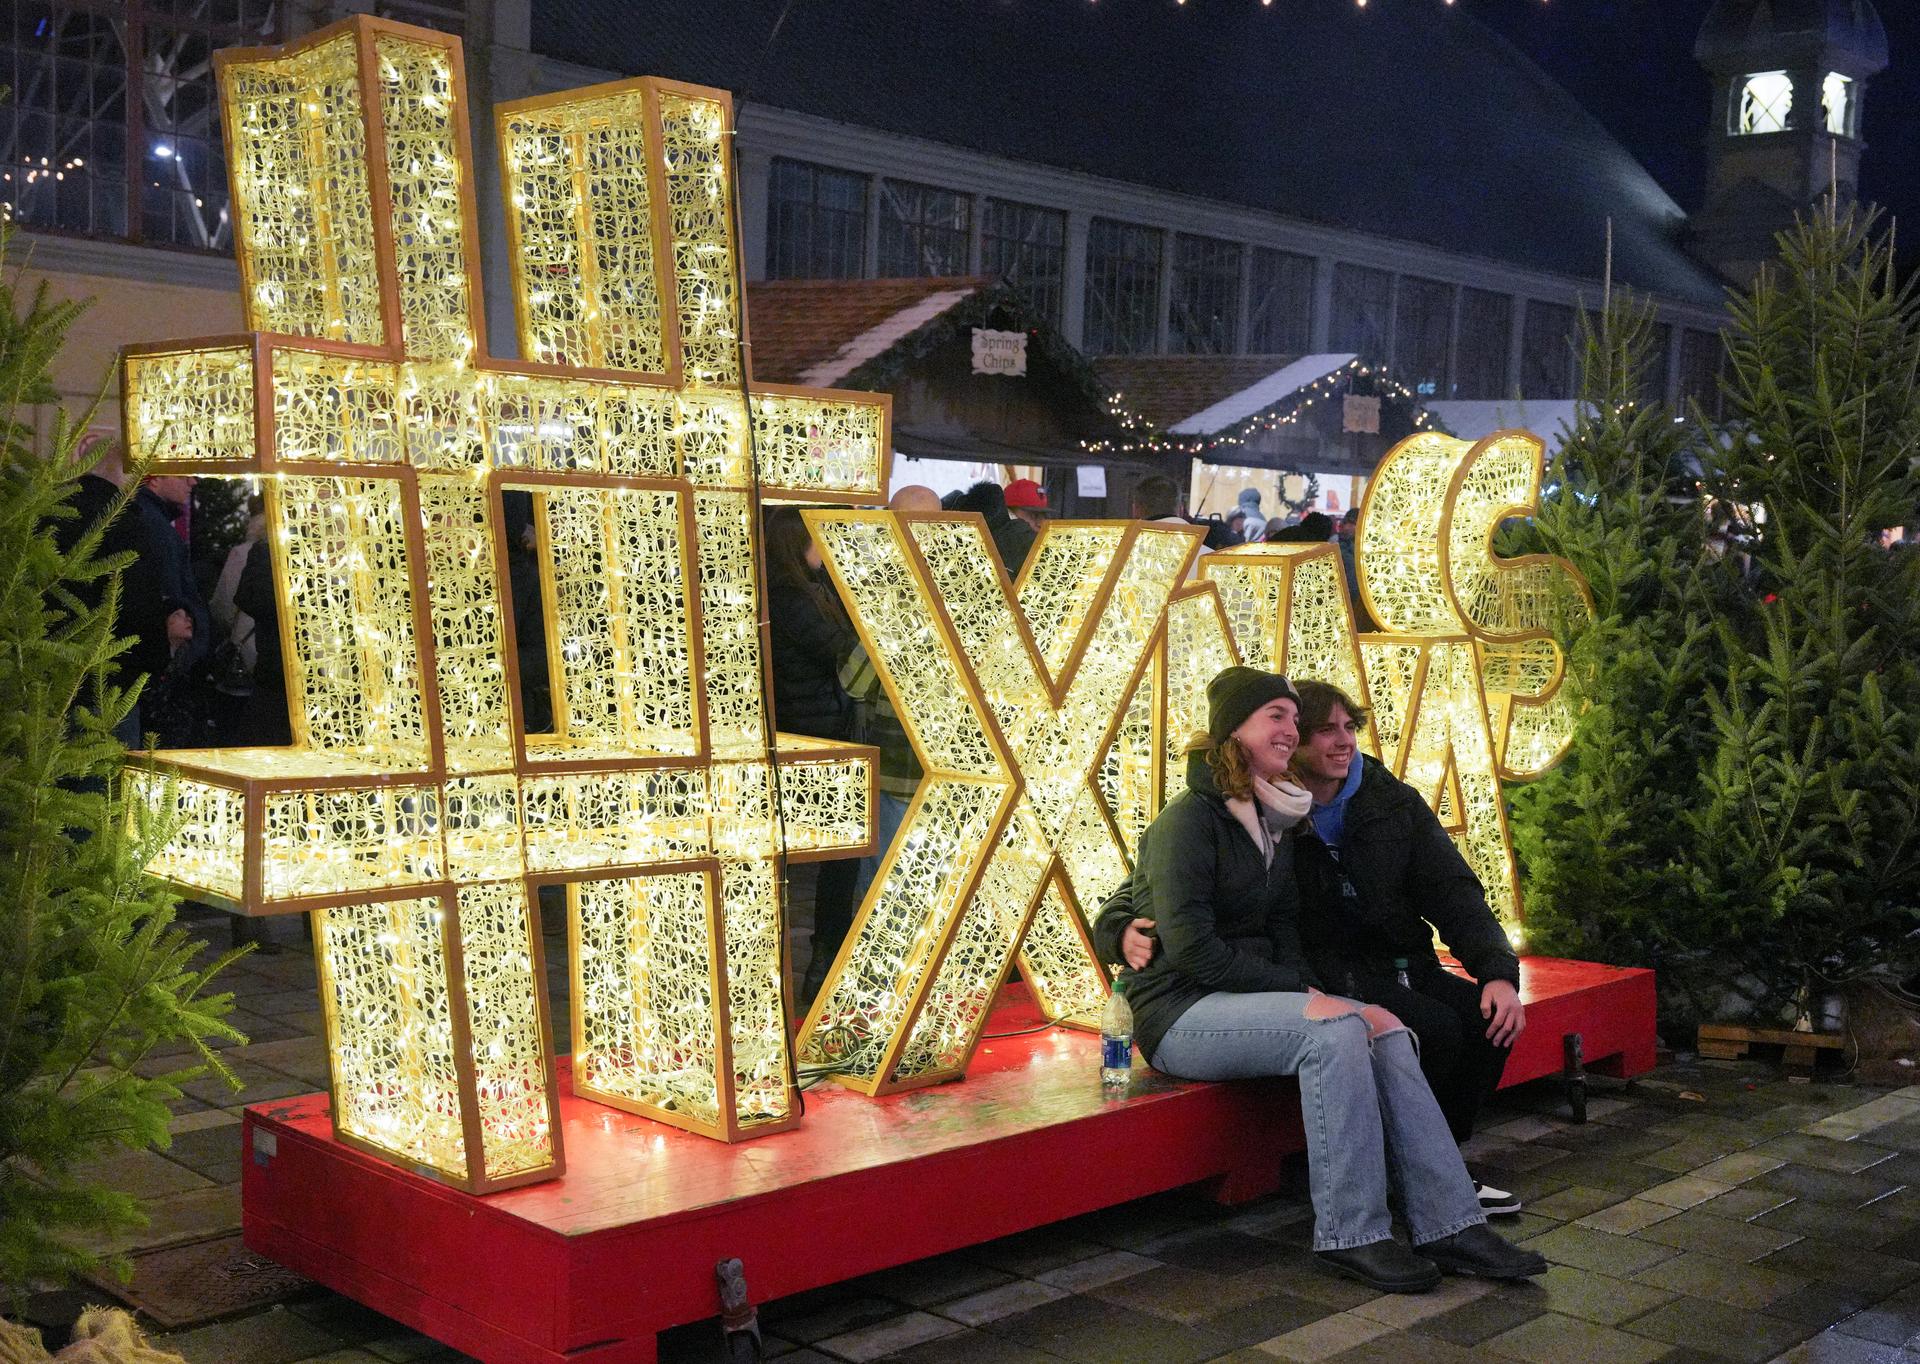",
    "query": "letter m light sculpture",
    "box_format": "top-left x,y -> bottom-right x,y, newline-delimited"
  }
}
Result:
121,16 -> 887,1190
